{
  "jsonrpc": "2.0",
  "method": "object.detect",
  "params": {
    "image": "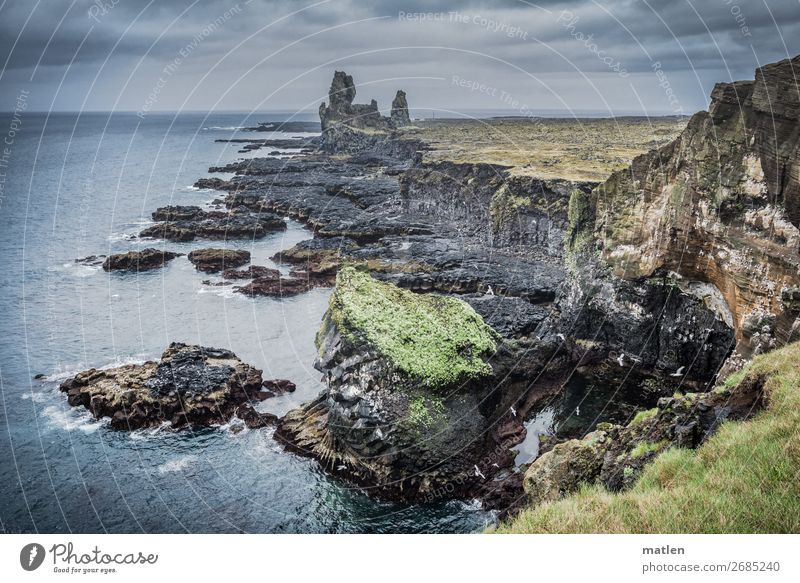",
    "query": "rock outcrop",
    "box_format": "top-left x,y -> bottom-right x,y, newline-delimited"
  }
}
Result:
102,249 -> 181,271
523,370 -> 765,505
59,343 -> 281,430
187,248 -> 250,272
390,90 -> 411,126
566,55 -> 800,366
140,205 -> 286,242
318,71 -> 411,152
276,267 -> 543,501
